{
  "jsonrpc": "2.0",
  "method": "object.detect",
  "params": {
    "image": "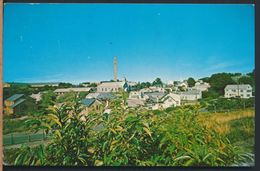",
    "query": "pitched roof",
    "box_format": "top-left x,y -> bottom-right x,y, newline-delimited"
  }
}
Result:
225,84 -> 252,90
86,93 -> 101,99
6,94 -> 24,101
144,92 -> 166,99
97,81 -> 125,88
81,98 -> 96,107
177,89 -> 201,95
11,98 -> 26,108
97,93 -> 116,100
127,99 -> 145,107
